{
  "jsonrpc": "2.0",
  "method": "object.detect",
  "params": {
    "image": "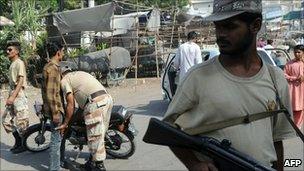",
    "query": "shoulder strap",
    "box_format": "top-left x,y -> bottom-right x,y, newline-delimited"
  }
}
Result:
185,65 -> 304,137
186,109 -> 286,135
267,64 -> 304,142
